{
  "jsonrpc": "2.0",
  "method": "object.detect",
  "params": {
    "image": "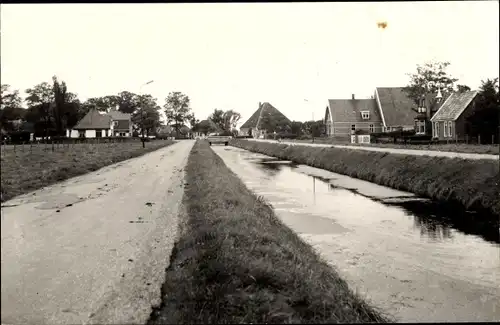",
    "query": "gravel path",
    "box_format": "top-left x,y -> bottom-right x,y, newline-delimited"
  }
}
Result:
1,140 -> 195,324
